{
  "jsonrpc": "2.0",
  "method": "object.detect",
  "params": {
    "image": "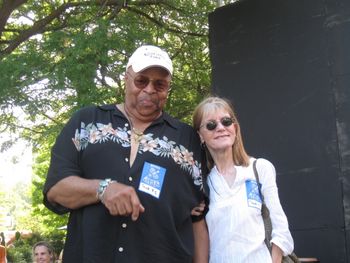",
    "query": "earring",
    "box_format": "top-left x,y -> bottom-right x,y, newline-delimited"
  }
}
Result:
201,142 -> 206,149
